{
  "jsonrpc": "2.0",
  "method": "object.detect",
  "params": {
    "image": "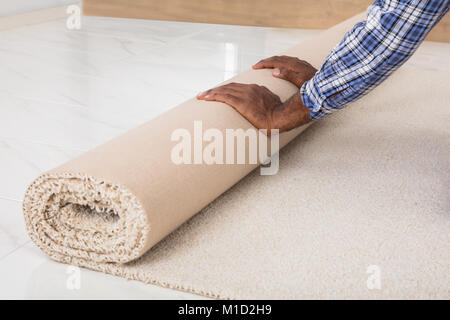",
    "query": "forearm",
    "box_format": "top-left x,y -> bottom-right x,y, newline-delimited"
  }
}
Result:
272,91 -> 311,132
301,0 -> 449,120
